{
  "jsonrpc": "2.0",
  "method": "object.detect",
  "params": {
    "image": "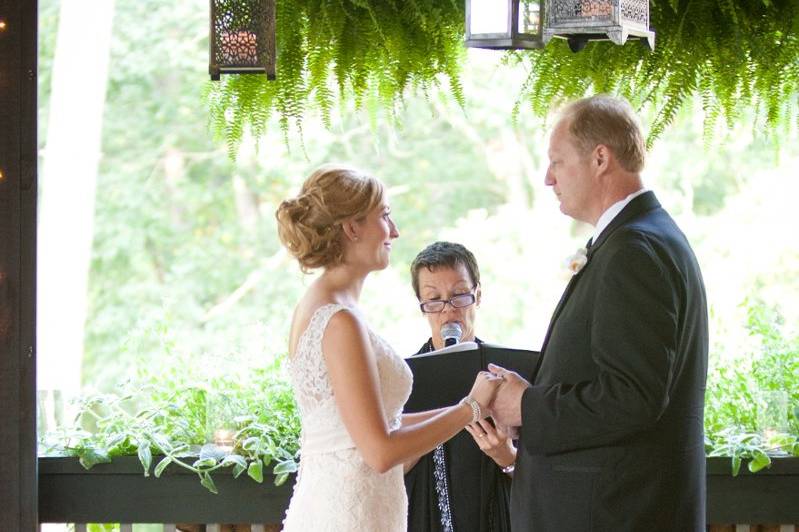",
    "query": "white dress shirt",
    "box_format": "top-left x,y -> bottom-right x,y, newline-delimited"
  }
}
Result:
591,188 -> 648,245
